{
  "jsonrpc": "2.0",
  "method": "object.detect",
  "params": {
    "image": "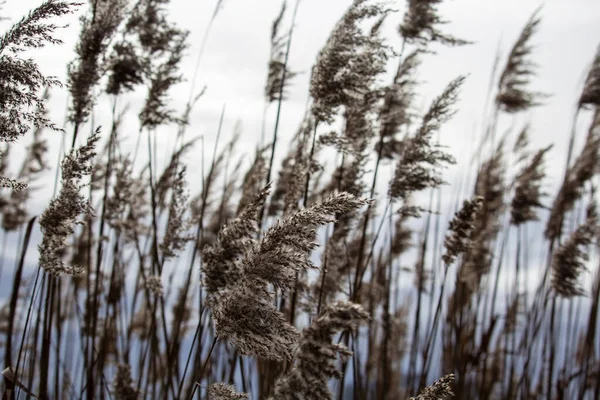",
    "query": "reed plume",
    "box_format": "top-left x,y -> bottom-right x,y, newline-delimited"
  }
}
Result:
113,364 -> 141,399
203,184 -> 270,297
1,90 -> 50,230
160,166 -> 192,259
510,144 -> 552,226
139,29 -> 188,128
389,76 -> 464,207
545,123 -> 600,240
208,383 -> 248,400
212,190 -> 369,361
265,1 -> 297,103
551,206 -> 598,298
377,50 -> 420,160
442,196 -> 483,266
0,0 -> 77,150
309,0 -> 389,123
580,44 -> 600,108
399,0 -> 468,46
68,0 -> 128,129
271,301 -> 369,400
496,8 -> 545,113
410,373 -> 455,400
38,131 -> 101,275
